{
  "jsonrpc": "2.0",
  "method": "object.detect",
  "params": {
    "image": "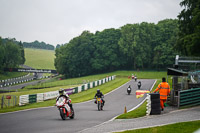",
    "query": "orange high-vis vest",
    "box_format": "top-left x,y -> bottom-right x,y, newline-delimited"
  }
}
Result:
154,82 -> 170,100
